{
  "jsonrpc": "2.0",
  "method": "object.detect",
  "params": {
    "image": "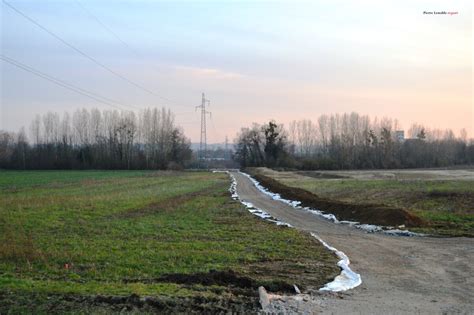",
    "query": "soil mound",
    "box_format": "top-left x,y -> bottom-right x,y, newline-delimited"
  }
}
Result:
250,172 -> 425,228
159,270 -> 295,293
